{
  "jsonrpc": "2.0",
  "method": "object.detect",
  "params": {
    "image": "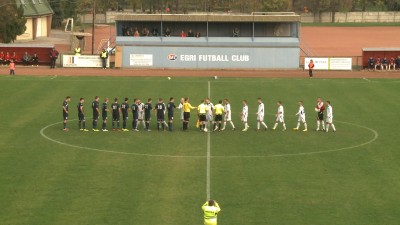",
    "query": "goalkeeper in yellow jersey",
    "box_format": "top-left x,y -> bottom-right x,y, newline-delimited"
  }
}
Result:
202,199 -> 221,225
